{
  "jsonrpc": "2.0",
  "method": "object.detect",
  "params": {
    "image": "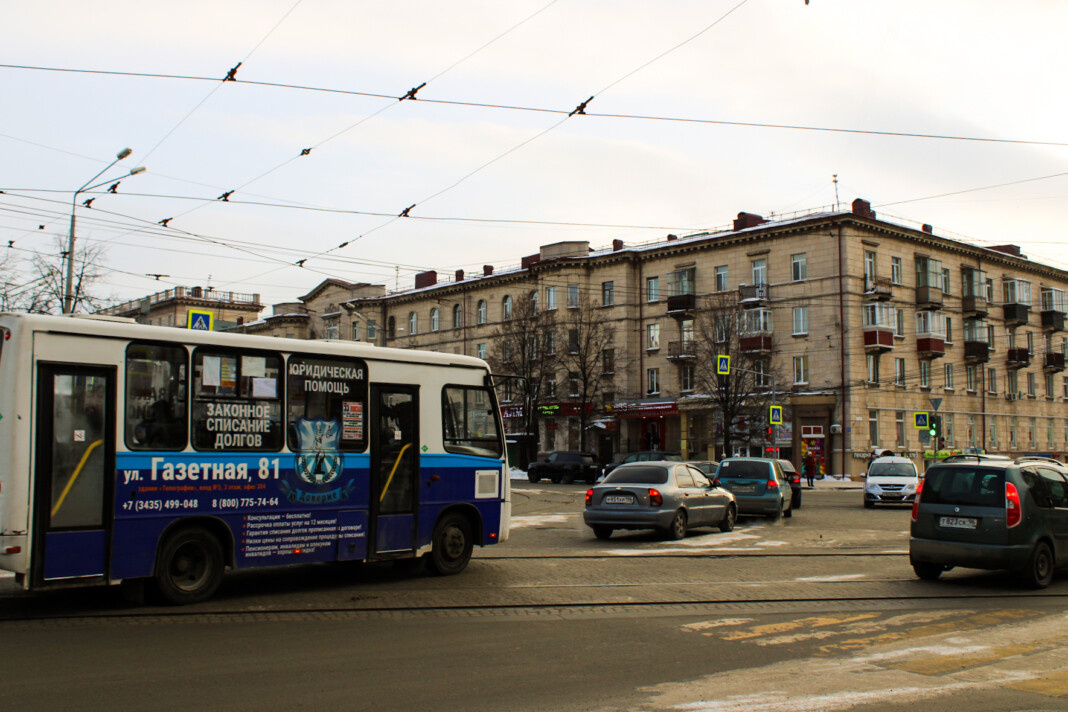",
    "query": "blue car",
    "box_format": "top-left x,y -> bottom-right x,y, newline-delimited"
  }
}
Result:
714,457 -> 793,519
